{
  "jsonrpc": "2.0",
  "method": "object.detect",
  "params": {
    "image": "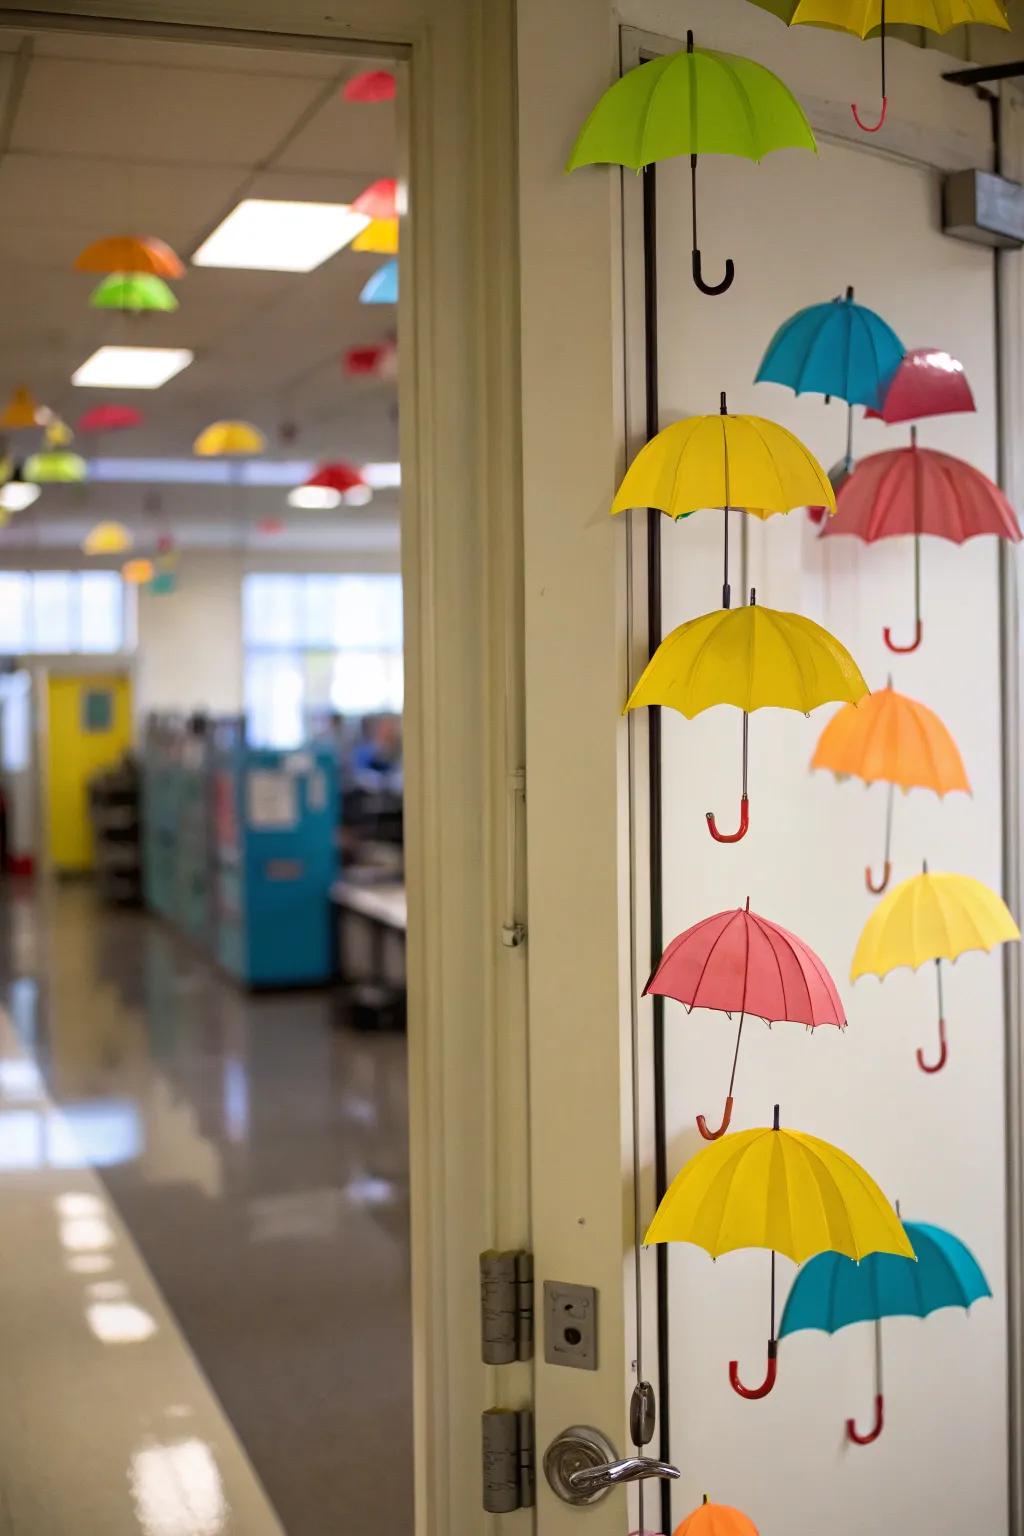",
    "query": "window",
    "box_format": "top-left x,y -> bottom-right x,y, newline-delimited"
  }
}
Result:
0,571 -> 126,655
242,574 -> 403,749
